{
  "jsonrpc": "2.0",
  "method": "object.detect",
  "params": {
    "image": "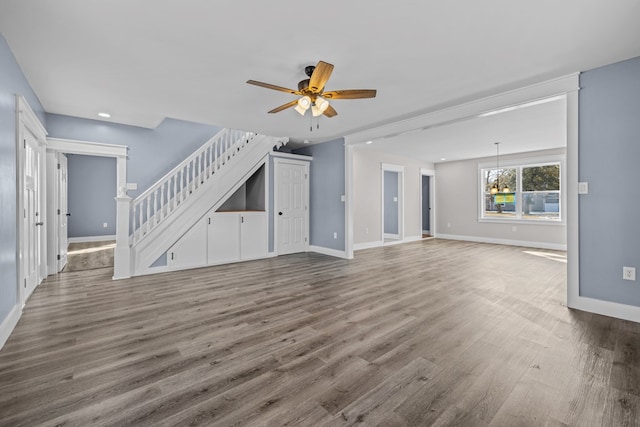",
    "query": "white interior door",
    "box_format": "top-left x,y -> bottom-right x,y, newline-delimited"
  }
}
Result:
275,160 -> 308,255
58,153 -> 69,271
23,127 -> 41,299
